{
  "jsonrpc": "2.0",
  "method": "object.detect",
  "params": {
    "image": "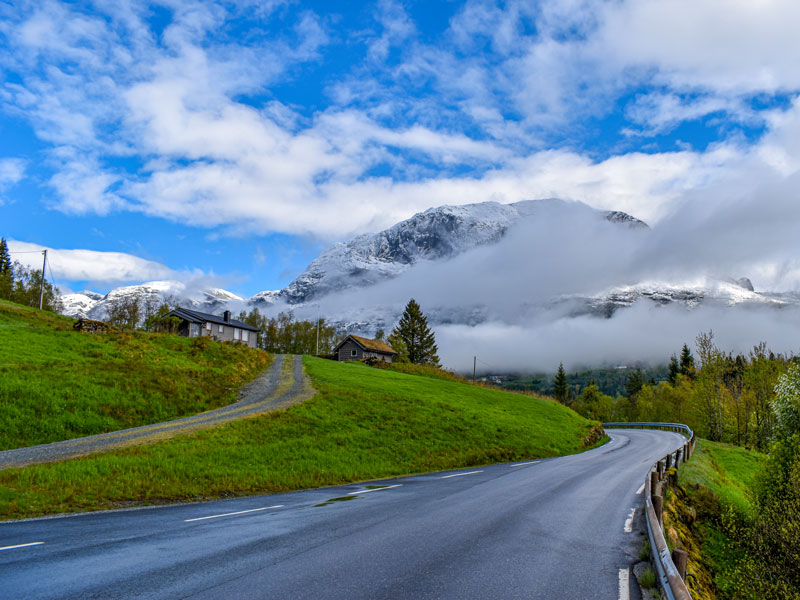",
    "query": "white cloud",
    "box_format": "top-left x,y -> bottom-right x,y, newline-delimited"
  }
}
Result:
0,158 -> 25,195
3,0 -> 800,245
6,240 -> 174,285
